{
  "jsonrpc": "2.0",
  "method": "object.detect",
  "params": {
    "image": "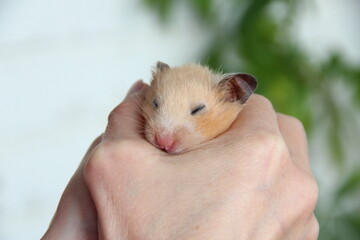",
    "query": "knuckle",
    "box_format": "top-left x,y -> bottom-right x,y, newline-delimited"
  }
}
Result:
85,142 -> 115,170
247,130 -> 290,175
84,143 -> 108,184
305,176 -> 319,210
84,139 -> 140,184
252,94 -> 274,110
313,218 -> 320,239
308,216 -> 320,240
254,130 -> 287,157
288,115 -> 303,127
107,101 -> 132,125
295,173 -> 319,212
285,115 -> 305,132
